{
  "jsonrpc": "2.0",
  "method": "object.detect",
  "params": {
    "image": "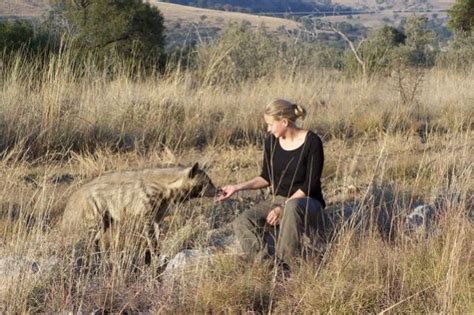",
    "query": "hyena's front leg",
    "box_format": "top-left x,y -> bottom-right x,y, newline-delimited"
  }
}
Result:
94,211 -> 113,254
93,228 -> 103,254
144,204 -> 168,264
145,219 -> 159,264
